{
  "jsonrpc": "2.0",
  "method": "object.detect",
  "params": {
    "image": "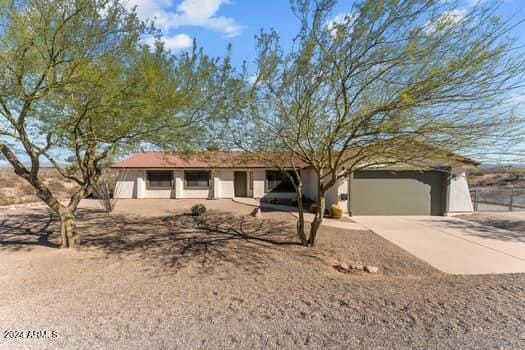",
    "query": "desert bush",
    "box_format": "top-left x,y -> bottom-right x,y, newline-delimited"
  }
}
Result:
191,204 -> 207,216
93,171 -> 118,214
